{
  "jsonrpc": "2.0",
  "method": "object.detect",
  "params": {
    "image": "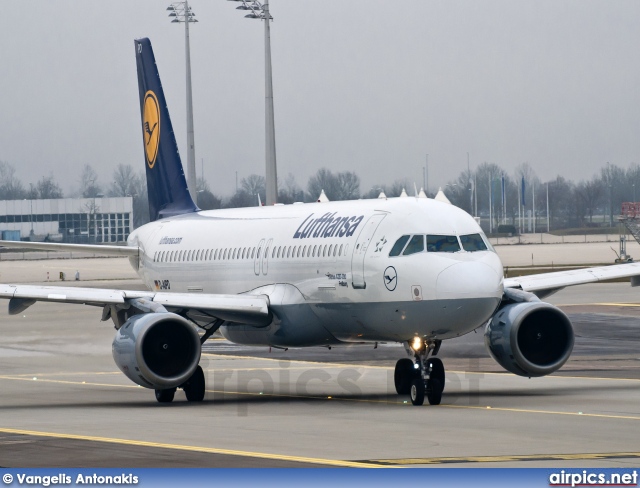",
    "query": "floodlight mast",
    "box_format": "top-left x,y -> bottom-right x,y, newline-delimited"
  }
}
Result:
167,1 -> 198,203
229,0 -> 278,205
